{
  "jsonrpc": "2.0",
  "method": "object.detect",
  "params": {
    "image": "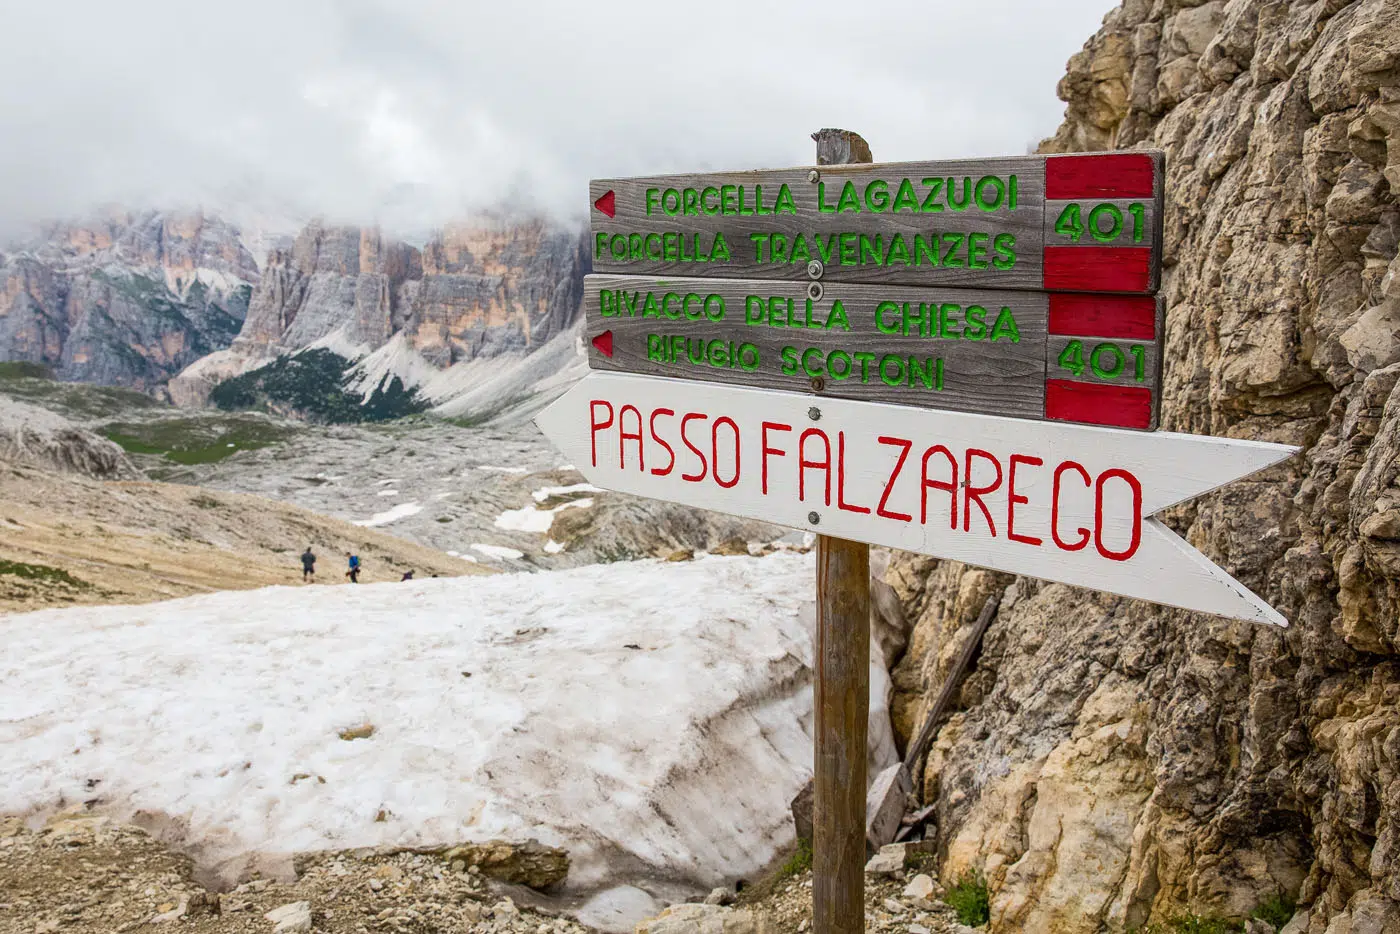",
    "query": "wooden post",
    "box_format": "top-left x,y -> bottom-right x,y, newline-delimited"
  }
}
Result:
812,128 -> 872,934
